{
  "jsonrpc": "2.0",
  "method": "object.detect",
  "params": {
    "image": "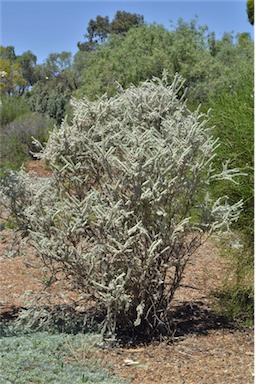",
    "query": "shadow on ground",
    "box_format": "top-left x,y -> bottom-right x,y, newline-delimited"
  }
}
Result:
0,300 -> 241,341
168,300 -> 237,339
